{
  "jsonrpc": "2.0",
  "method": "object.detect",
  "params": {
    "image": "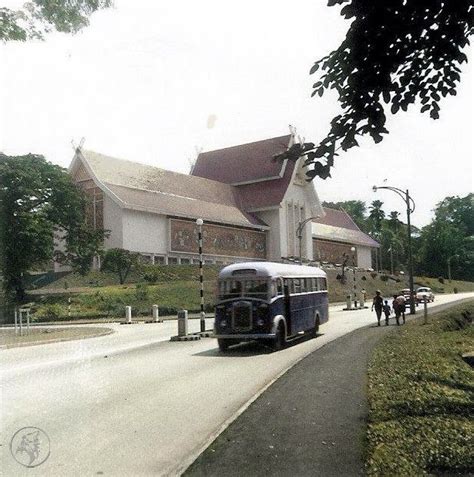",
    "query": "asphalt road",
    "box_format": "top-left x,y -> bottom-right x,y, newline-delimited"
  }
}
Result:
1,293 -> 472,476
